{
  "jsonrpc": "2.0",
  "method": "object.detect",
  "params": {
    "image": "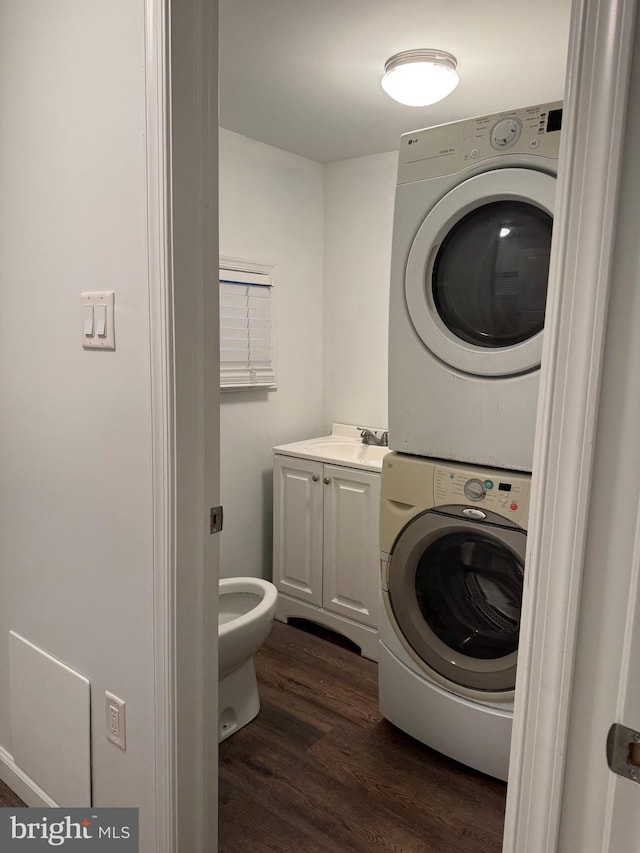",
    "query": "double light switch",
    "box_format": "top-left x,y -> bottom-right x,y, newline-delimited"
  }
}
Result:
81,292 -> 115,350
